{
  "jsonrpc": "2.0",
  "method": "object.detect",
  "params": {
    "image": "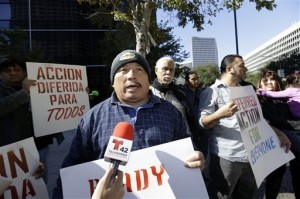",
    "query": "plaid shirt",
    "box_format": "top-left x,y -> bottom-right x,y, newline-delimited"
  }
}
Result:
63,91 -> 188,165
